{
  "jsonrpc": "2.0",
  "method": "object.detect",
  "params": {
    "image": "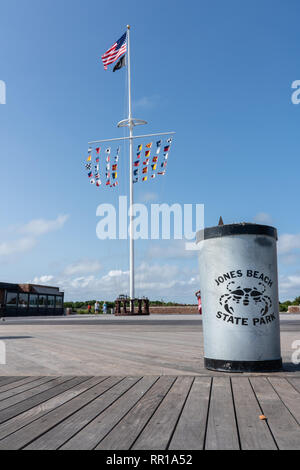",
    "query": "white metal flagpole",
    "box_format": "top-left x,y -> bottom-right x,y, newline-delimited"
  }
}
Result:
127,25 -> 134,300
89,26 -> 175,304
